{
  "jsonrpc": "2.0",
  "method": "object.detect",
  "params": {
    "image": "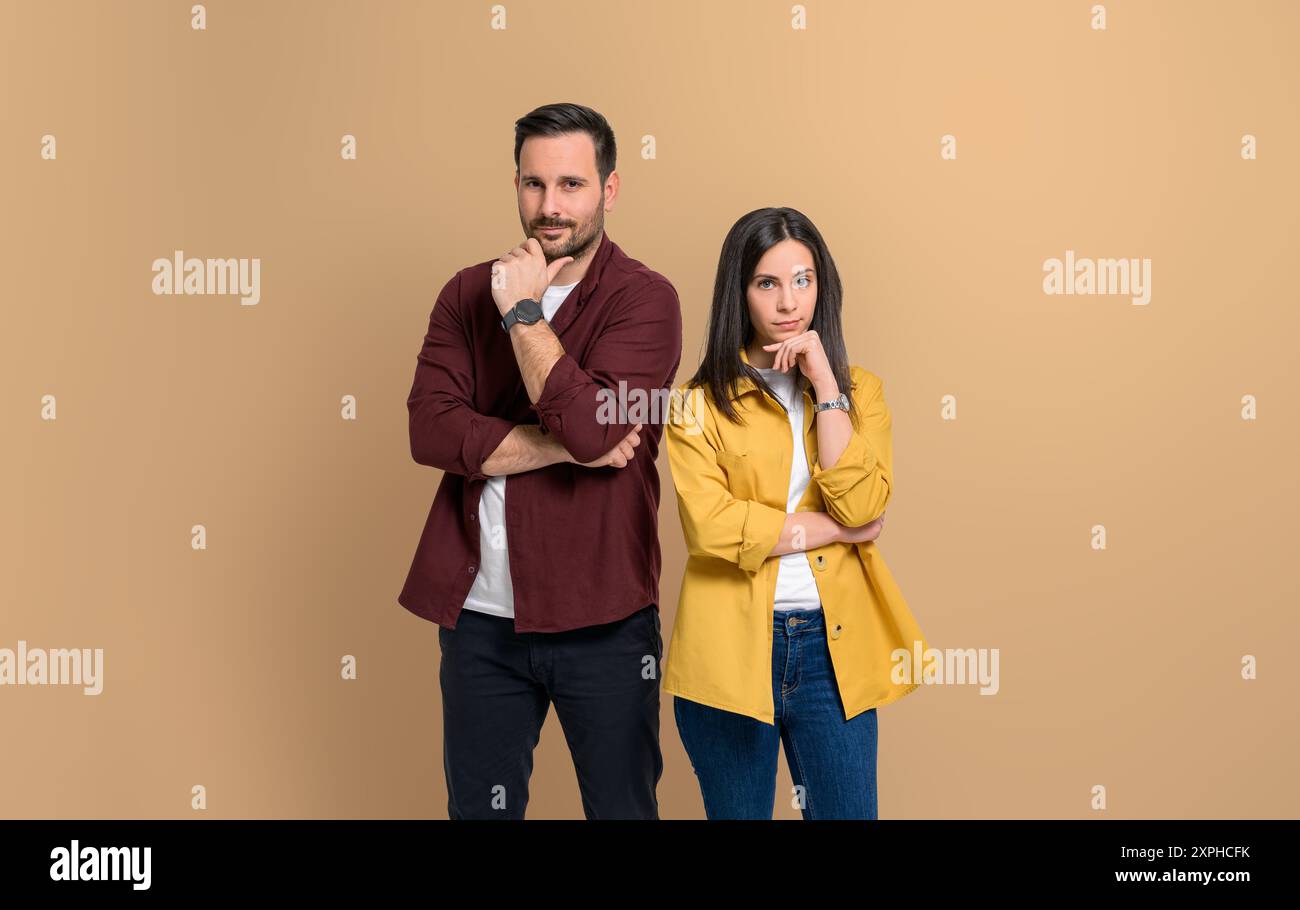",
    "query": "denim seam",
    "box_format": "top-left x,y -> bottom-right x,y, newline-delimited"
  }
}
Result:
785,729 -> 815,820
673,698 -> 715,818
779,630 -> 797,703
783,634 -> 802,697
